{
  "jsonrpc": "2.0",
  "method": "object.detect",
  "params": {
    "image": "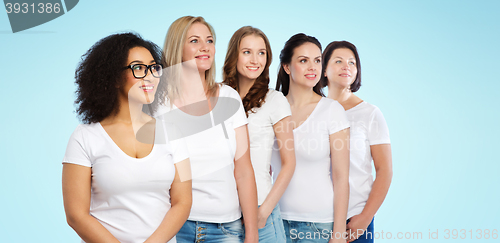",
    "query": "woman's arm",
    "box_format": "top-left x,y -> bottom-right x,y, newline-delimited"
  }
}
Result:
257,116 -> 296,228
62,164 -> 120,243
330,128 -> 350,243
145,159 -> 192,243
346,144 -> 392,242
234,125 -> 259,243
